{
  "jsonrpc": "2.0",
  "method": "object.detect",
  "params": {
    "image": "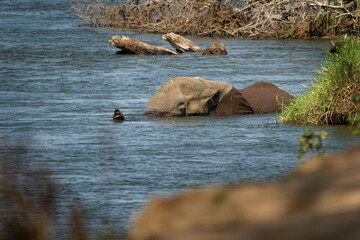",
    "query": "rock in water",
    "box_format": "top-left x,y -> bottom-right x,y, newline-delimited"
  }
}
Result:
162,33 -> 202,53
202,42 -> 227,55
109,36 -> 178,55
113,109 -> 125,120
